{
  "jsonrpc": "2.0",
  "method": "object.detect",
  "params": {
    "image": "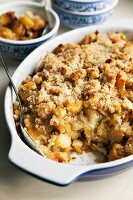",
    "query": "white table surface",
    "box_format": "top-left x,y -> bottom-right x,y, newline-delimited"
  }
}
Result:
0,0 -> 133,199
